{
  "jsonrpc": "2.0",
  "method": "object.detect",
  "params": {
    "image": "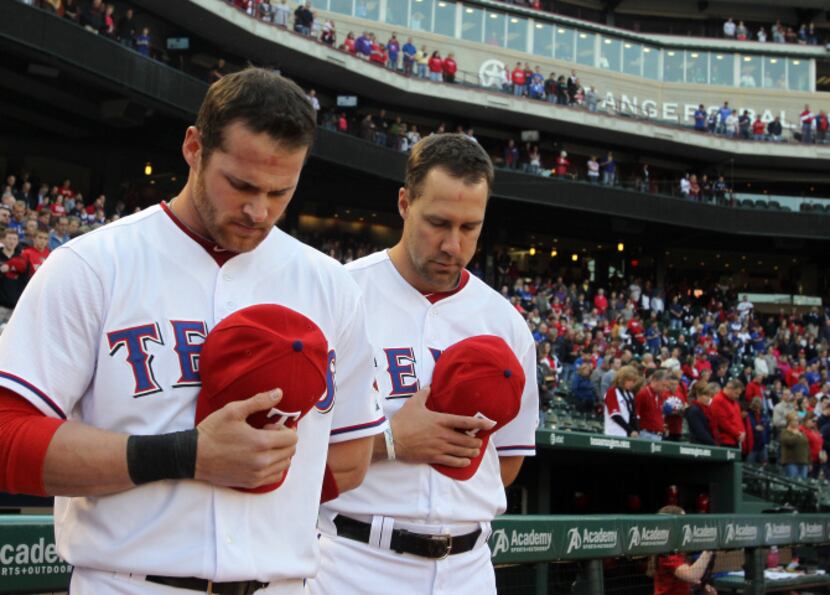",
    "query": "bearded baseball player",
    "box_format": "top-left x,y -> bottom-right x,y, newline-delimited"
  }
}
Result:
0,69 -> 384,594
312,134 -> 539,594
